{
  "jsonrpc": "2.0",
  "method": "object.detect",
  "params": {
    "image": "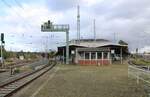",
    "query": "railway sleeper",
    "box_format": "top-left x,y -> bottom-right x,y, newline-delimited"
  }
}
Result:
0,88 -> 15,91
7,84 -> 19,88
0,93 -> 7,97
4,86 -> 18,89
0,64 -> 55,97
13,81 -> 24,85
0,91 -> 12,94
